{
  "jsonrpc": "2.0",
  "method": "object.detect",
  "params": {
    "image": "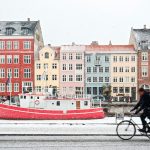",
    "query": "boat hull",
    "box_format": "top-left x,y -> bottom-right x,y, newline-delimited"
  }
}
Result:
0,104 -> 105,120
